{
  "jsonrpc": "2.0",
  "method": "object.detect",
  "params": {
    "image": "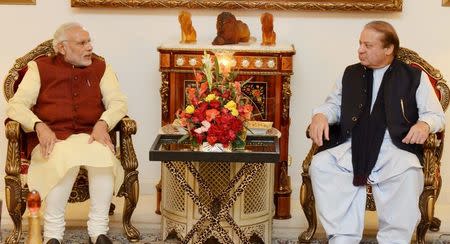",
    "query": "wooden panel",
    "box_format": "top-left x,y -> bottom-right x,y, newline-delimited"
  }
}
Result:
160,53 -> 170,68
281,57 -> 293,71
